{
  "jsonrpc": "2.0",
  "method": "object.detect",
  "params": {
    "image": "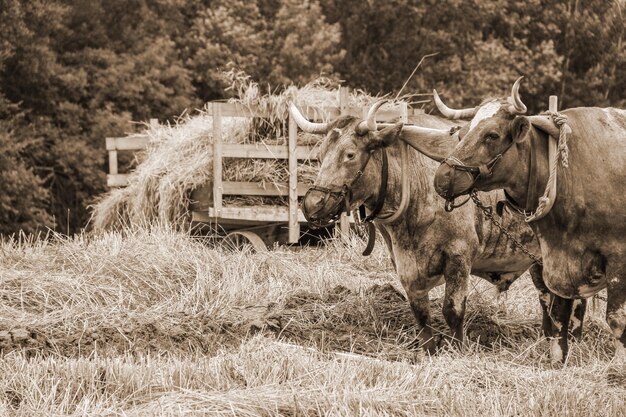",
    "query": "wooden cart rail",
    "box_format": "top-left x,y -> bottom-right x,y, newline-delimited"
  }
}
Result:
106,87 -> 418,243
